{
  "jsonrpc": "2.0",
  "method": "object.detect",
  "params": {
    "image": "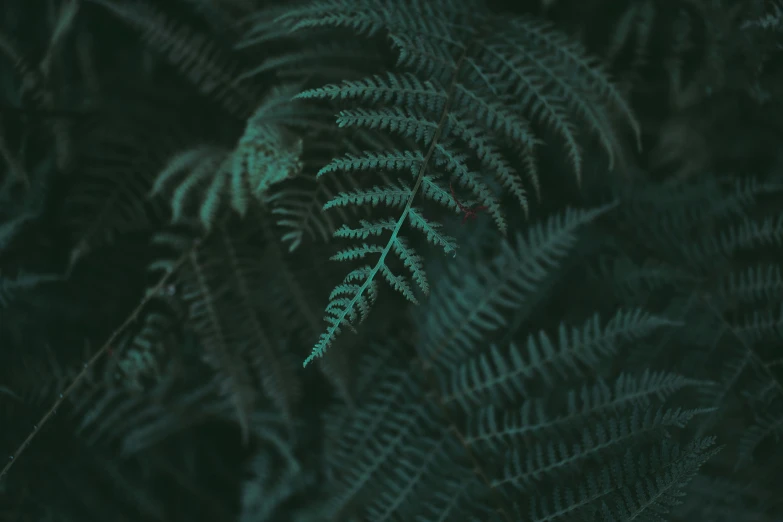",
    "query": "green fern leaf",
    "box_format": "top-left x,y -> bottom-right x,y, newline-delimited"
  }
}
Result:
150,89 -> 304,231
